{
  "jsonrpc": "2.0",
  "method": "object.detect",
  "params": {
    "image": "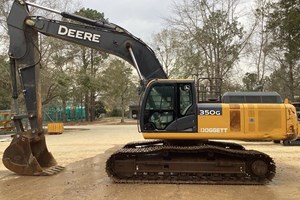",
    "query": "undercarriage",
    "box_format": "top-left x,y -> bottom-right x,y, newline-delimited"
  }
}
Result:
282,139 -> 300,146
106,140 -> 275,185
